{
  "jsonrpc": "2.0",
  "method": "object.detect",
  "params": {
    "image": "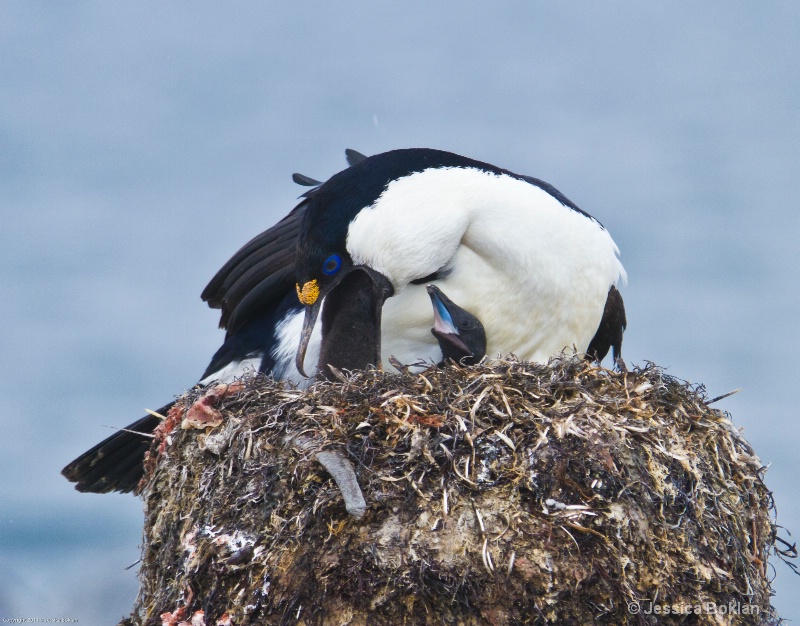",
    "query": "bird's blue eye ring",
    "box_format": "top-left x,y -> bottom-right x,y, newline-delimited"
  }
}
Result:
322,253 -> 342,276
